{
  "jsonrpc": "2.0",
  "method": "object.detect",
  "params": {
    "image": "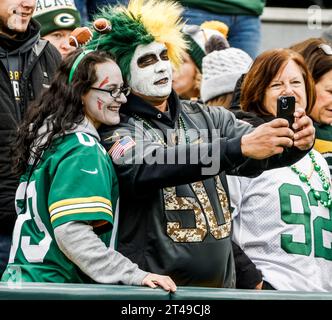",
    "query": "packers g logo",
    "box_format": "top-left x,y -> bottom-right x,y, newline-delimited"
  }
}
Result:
54,13 -> 75,27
